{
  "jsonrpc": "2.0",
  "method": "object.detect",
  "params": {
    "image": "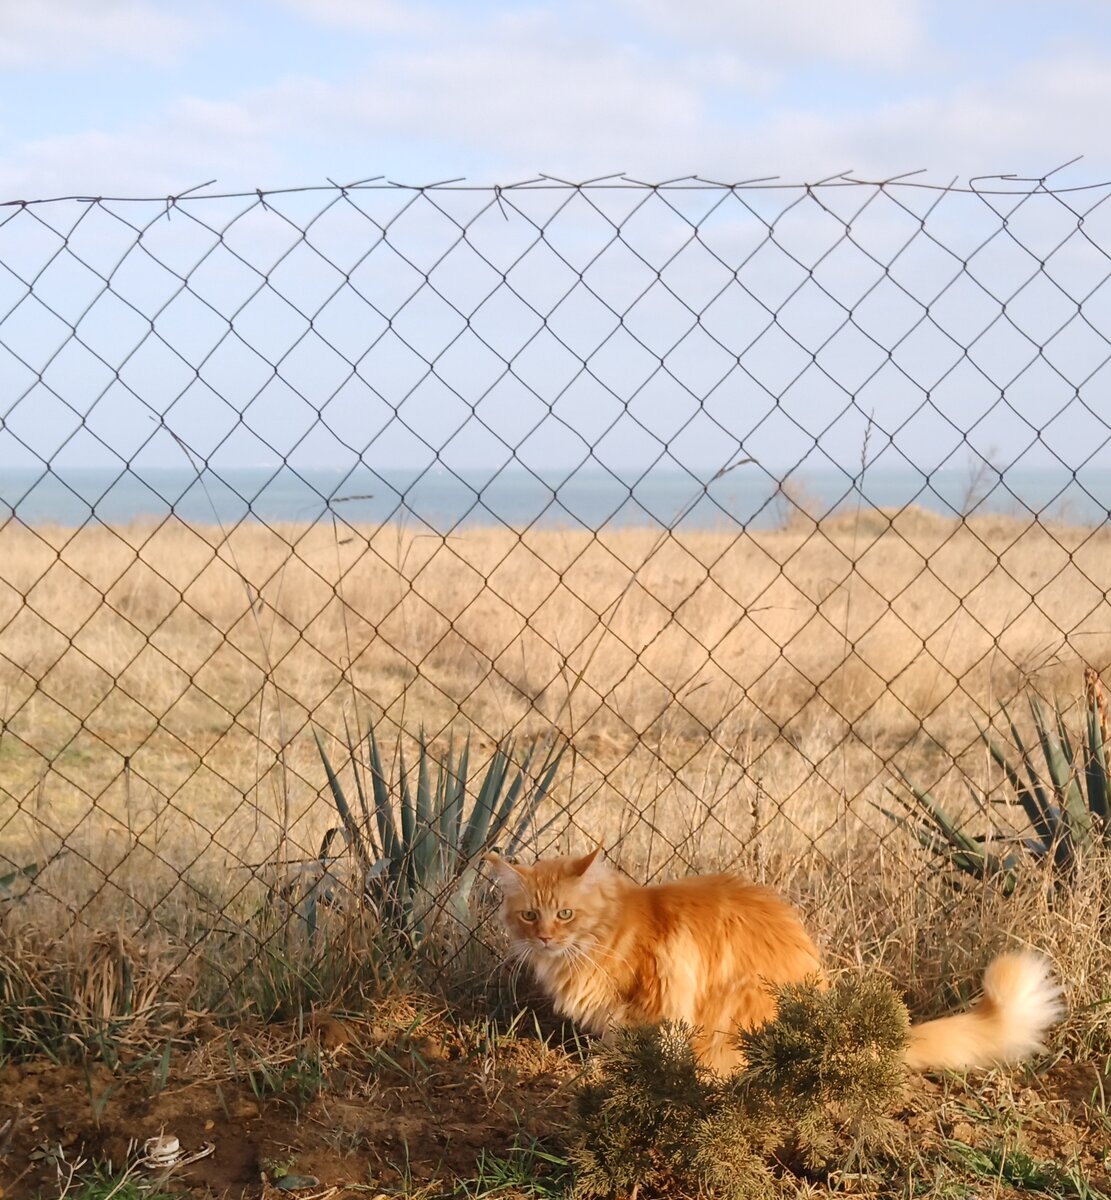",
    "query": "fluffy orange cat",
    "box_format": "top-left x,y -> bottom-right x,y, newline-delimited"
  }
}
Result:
486,848 -> 1063,1074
